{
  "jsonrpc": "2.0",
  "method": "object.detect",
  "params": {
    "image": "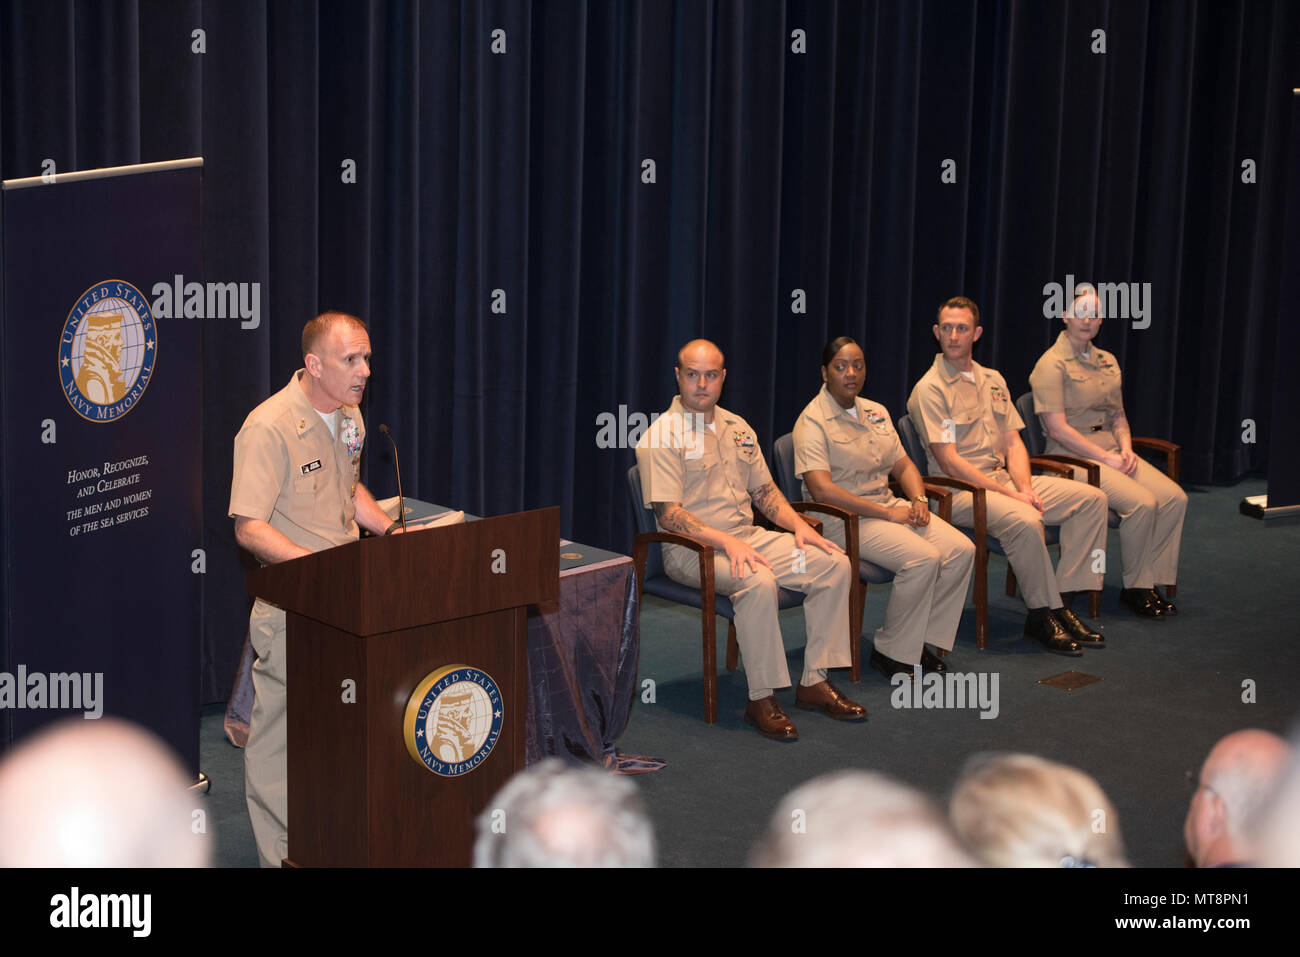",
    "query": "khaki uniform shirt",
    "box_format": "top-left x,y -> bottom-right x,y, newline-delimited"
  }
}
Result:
229,370 -> 365,552
907,354 -> 1023,477
792,385 -> 907,503
635,395 -> 774,537
1028,331 -> 1125,453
